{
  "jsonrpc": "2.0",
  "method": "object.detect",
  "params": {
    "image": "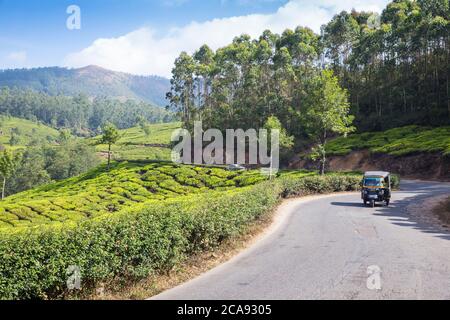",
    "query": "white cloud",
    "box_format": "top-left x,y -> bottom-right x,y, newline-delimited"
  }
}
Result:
5,51 -> 28,68
64,0 -> 389,77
